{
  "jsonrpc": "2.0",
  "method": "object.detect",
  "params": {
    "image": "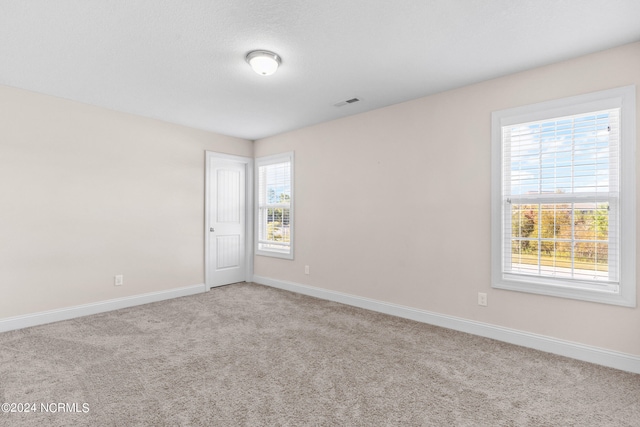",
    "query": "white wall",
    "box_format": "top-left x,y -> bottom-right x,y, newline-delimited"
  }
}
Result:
0,85 -> 252,318
254,42 -> 640,356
